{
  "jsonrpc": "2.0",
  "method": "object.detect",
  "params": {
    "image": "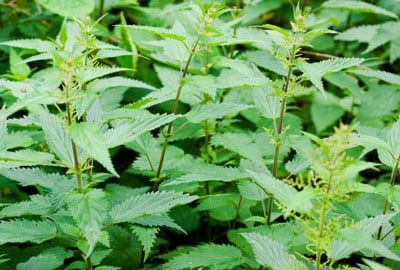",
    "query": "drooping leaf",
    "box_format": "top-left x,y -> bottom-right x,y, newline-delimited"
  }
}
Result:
322,0 -> 398,19
162,244 -> 245,270
131,225 -> 159,262
242,232 -> 302,269
0,219 -> 57,245
66,189 -> 109,257
297,58 -> 364,91
16,247 -> 73,270
185,103 -> 251,123
110,191 -> 197,223
70,122 -> 118,176
38,0 -> 95,18
311,91 -> 346,133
